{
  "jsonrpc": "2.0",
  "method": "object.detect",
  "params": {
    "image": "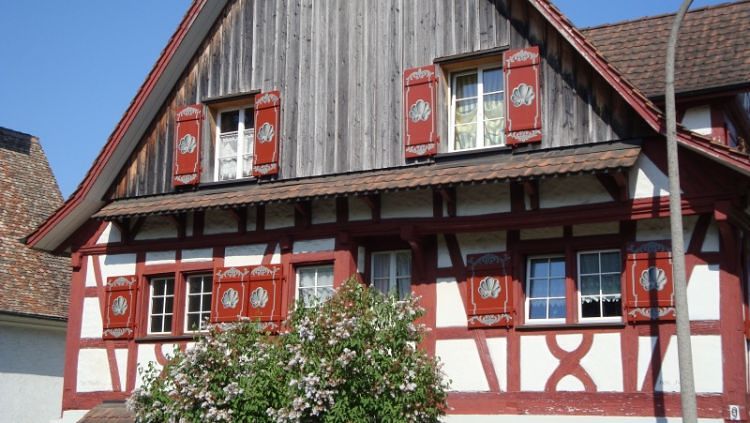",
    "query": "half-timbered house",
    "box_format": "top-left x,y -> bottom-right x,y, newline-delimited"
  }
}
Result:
28,0 -> 750,421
